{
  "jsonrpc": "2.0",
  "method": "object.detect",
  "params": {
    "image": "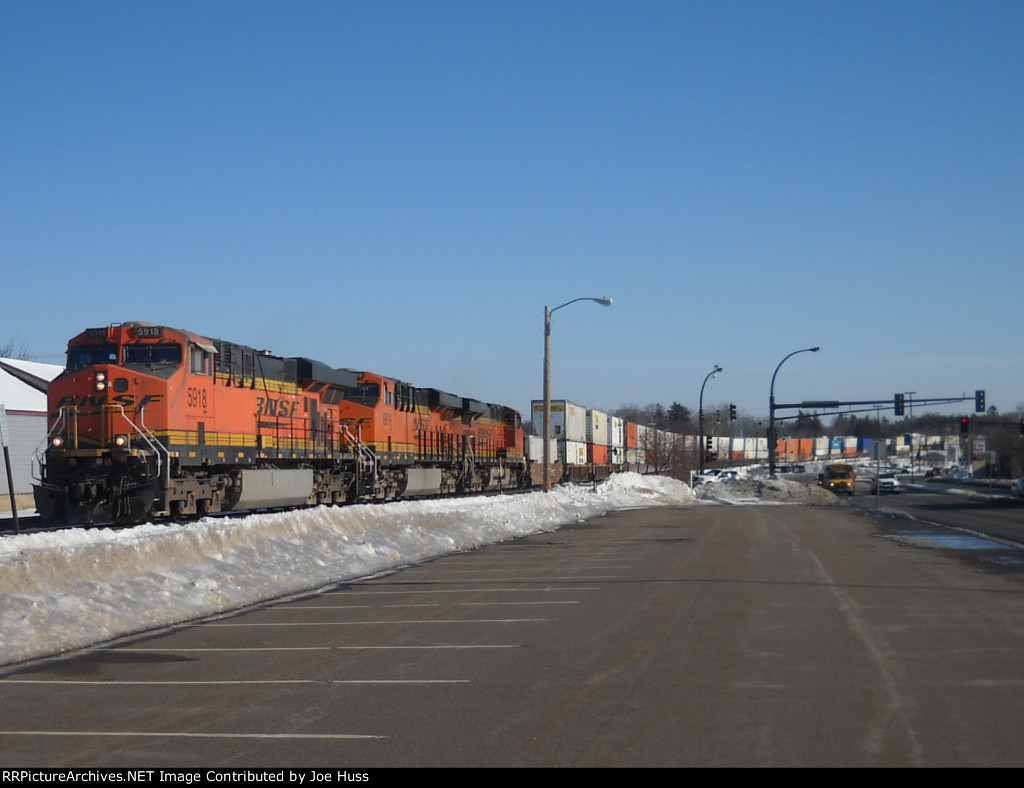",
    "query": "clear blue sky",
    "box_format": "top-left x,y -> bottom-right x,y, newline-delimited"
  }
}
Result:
3,0 -> 1021,423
